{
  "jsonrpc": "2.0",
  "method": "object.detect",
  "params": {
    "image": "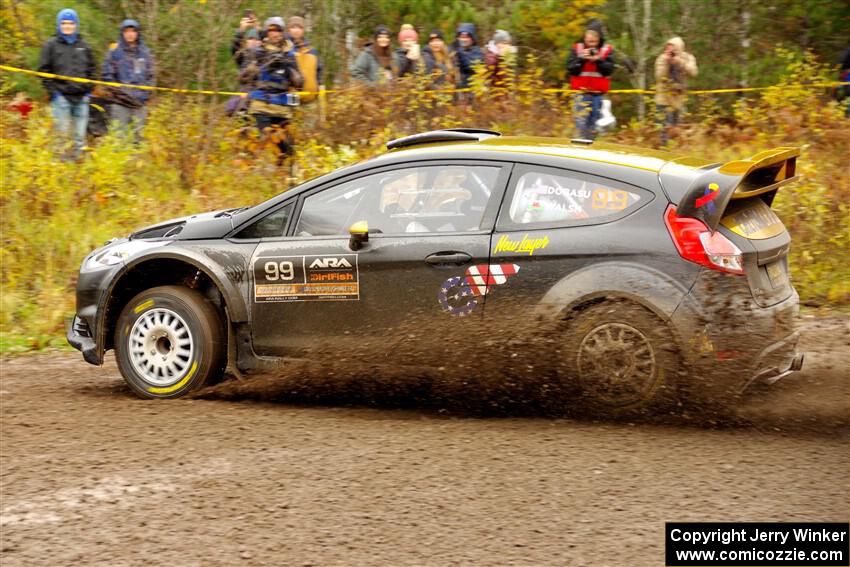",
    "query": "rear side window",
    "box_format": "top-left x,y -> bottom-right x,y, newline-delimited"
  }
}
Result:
506,168 -> 644,226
